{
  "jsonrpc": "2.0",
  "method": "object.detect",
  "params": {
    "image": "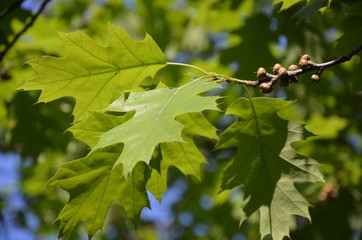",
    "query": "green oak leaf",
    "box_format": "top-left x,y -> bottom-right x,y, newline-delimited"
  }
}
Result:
146,167 -> 167,201
148,112 -> 219,200
21,23 -> 166,122
68,111 -> 135,148
47,144 -> 150,239
91,77 -> 221,176
217,98 -> 323,240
